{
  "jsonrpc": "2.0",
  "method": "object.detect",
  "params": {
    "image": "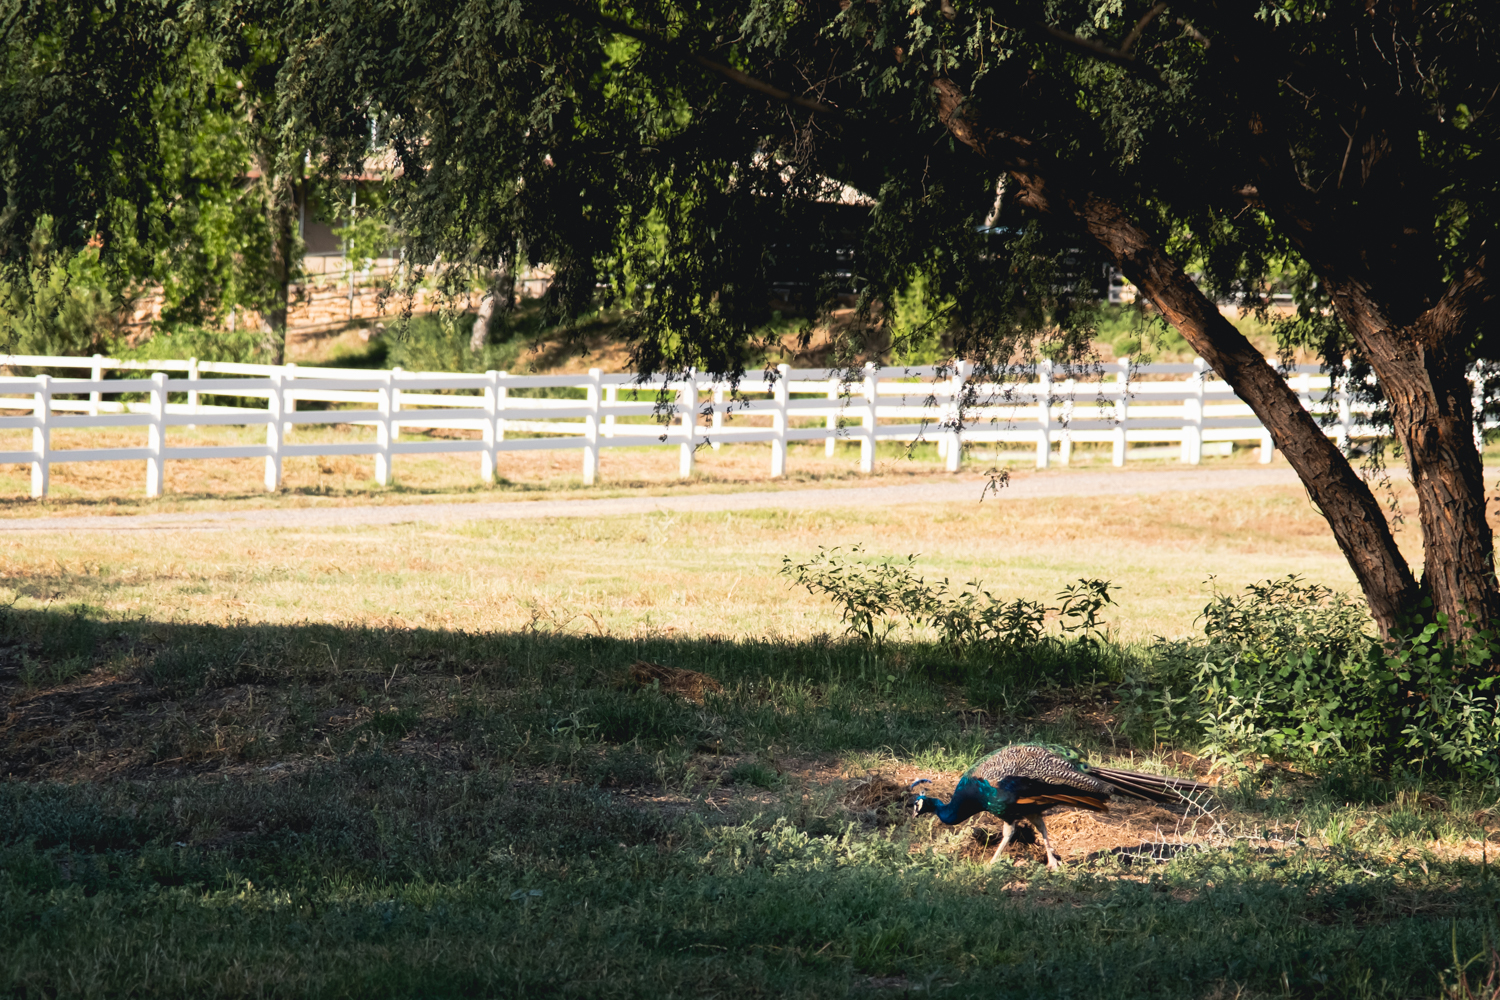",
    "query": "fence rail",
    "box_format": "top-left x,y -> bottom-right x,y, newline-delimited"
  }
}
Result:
0,353 -> 1393,498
